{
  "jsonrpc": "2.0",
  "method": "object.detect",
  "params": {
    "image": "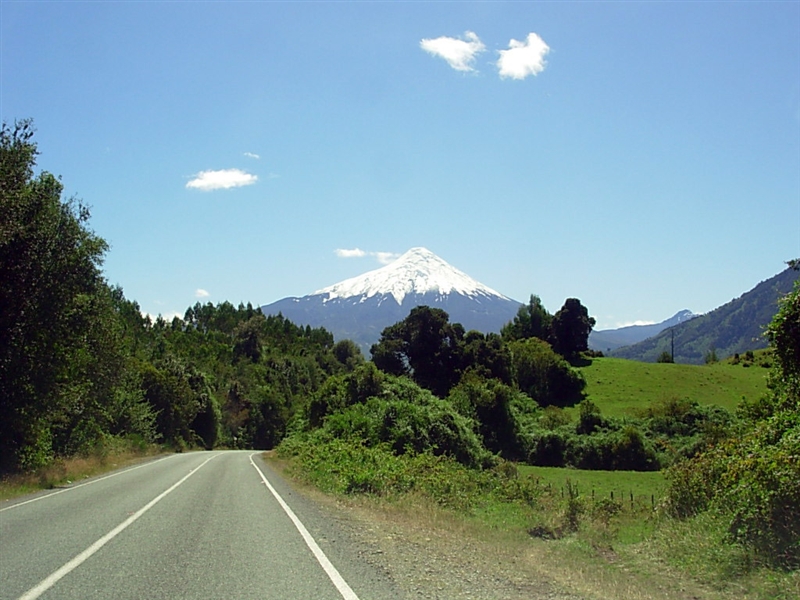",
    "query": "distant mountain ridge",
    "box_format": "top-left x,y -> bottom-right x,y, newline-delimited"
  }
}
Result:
589,310 -> 697,353
261,248 -> 522,350
612,266 -> 799,363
